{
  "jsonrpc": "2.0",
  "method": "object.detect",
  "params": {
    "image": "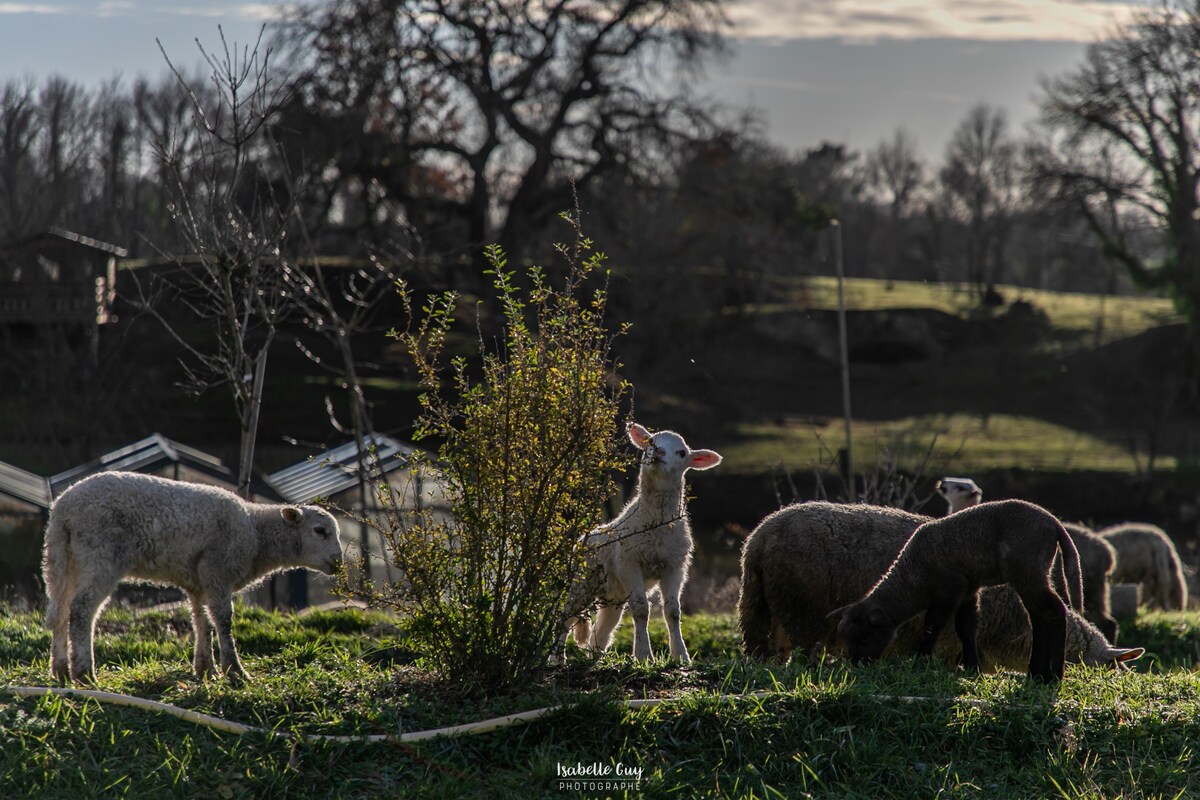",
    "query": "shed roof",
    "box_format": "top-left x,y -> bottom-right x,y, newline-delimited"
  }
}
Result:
49,433 -> 283,501
267,434 -> 415,505
2,226 -> 128,257
0,460 -> 51,510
